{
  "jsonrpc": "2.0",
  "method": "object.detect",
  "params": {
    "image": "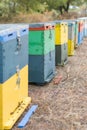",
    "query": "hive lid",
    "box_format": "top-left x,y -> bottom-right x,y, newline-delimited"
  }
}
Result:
53,20 -> 68,25
78,17 -> 87,20
29,22 -> 55,30
63,19 -> 75,23
0,24 -> 29,42
0,24 -> 29,32
0,25 -> 16,36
